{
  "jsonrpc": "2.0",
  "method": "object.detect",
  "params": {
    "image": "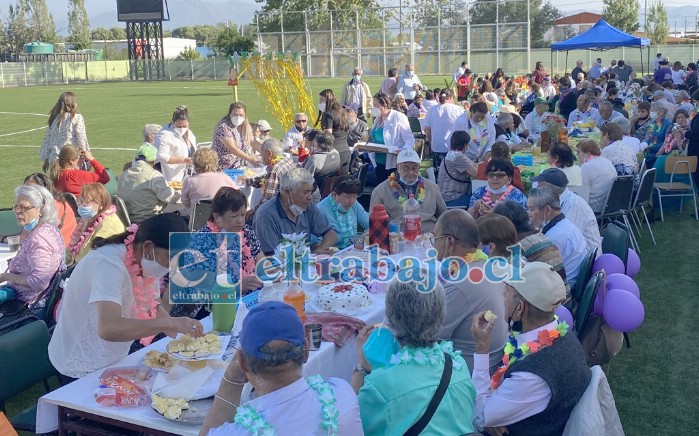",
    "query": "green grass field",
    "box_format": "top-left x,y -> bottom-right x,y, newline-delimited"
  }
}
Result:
3,79 -> 699,434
